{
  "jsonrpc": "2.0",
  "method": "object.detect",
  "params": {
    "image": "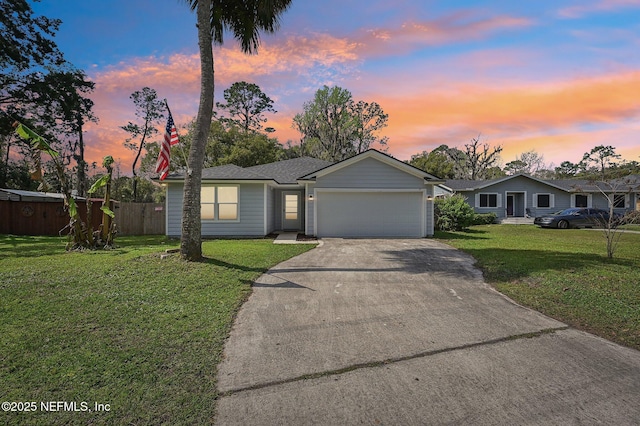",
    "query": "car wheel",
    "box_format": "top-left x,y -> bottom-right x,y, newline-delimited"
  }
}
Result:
557,220 -> 569,229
